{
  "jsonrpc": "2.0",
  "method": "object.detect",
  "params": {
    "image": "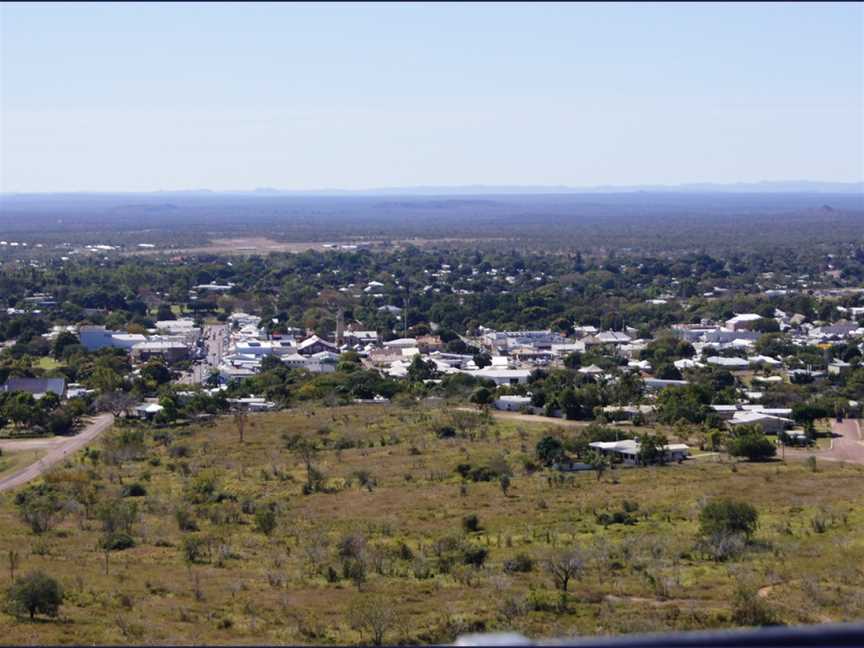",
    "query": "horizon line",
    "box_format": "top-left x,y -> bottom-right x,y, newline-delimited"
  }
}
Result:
3,179 -> 864,197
